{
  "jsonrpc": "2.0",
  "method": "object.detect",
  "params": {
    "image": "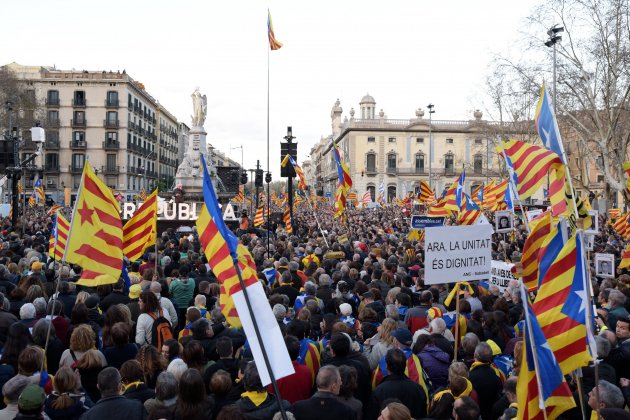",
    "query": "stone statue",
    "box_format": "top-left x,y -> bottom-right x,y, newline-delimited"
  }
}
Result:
191,88 -> 207,127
